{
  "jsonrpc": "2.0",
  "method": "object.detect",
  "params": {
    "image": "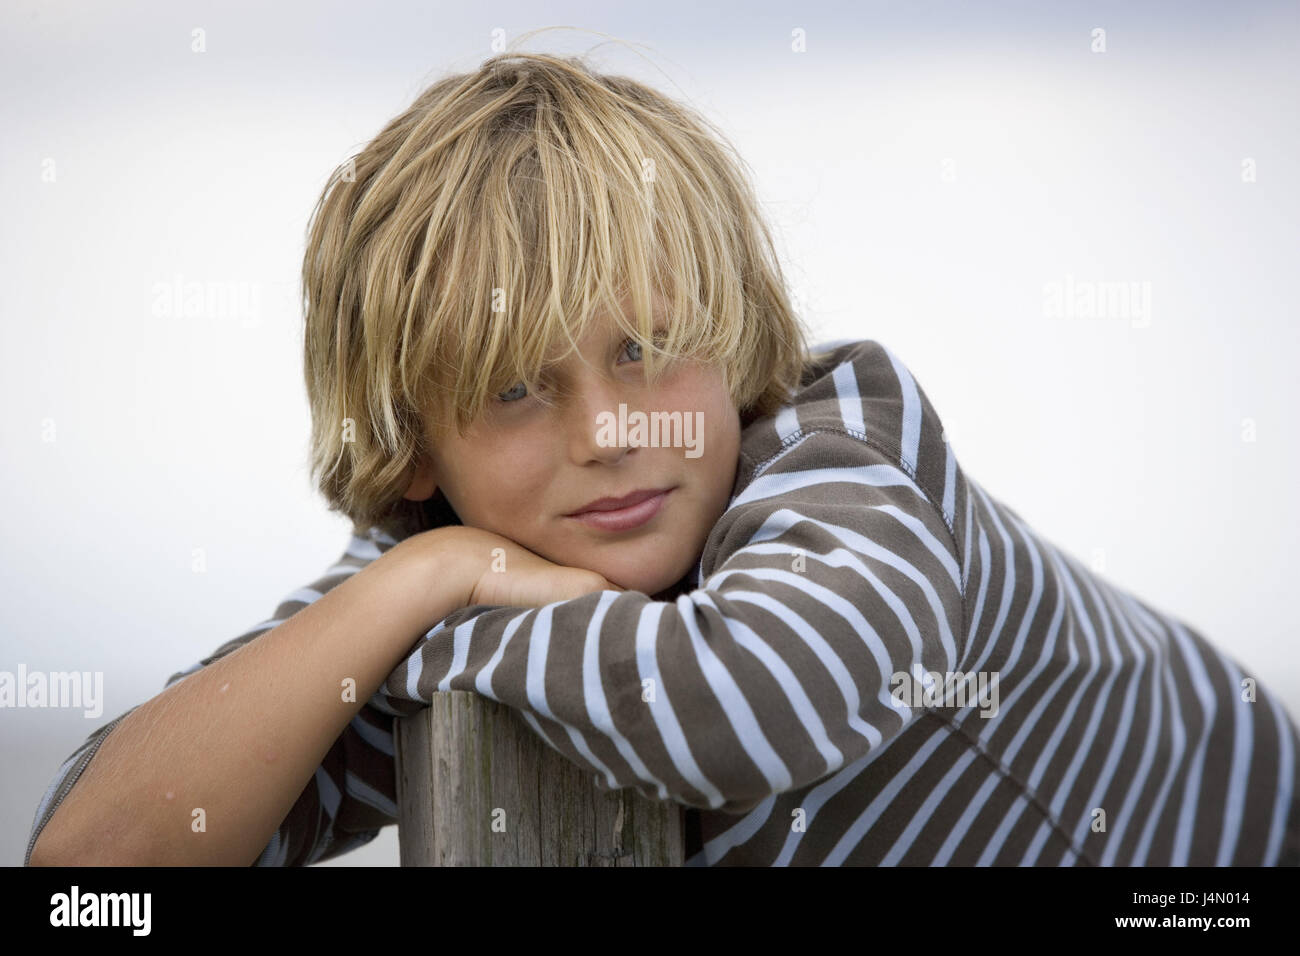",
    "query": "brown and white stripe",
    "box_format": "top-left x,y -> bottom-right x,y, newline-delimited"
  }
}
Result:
26,340 -> 1300,866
